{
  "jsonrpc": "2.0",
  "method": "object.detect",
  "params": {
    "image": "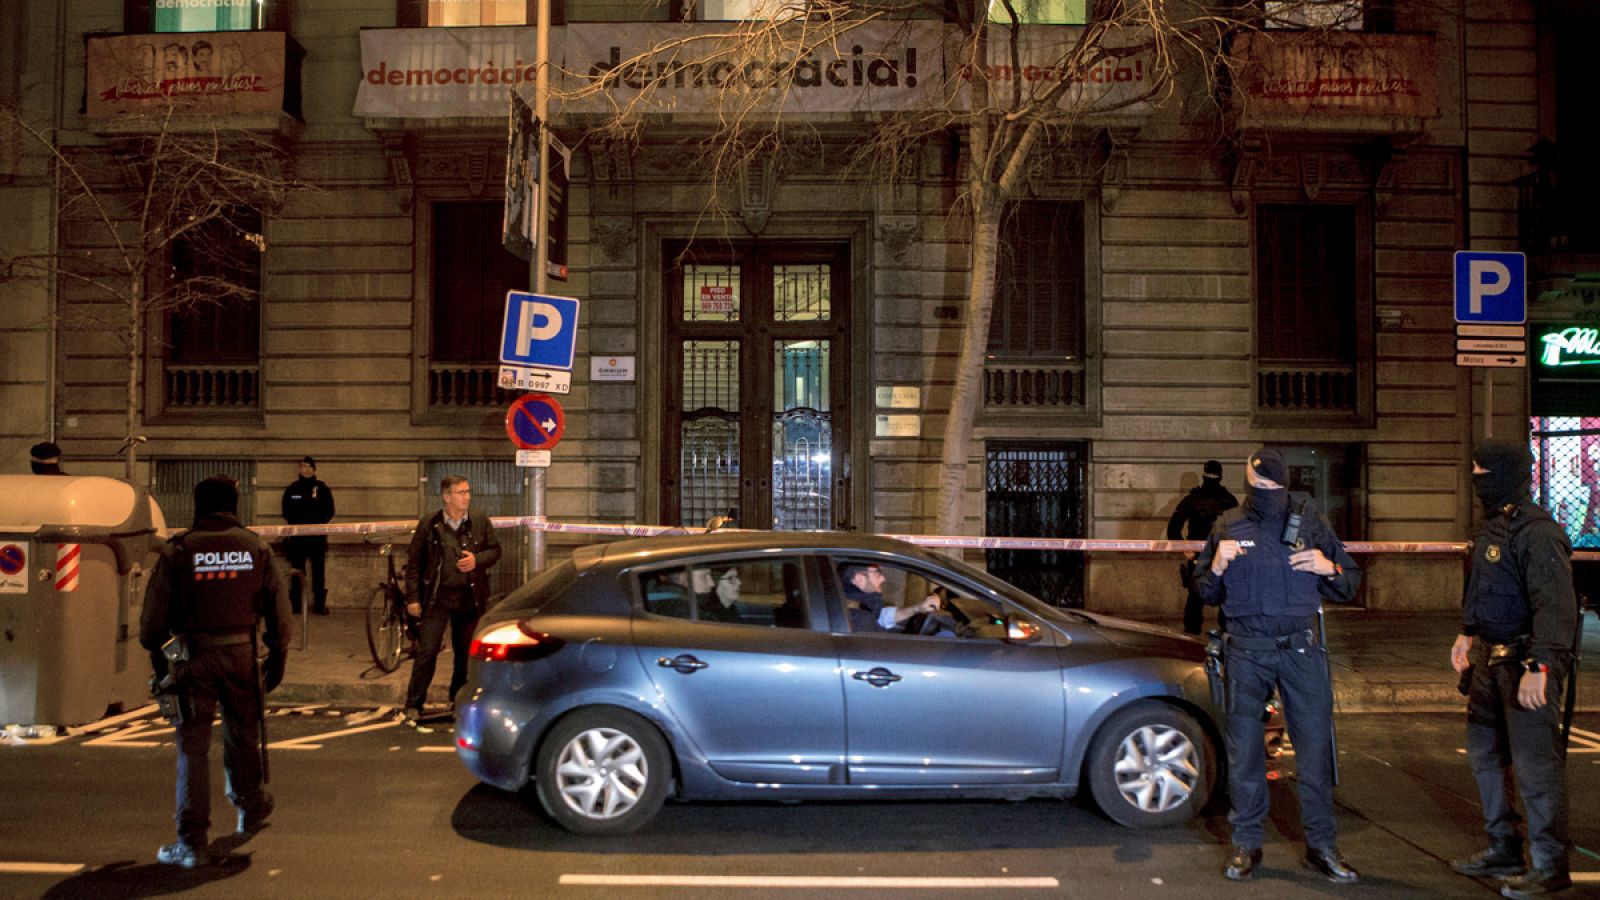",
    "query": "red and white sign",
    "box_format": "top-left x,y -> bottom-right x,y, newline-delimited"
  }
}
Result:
699,285 -> 734,314
55,544 -> 80,593
86,31 -> 289,117
505,393 -> 567,451
0,542 -> 27,594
